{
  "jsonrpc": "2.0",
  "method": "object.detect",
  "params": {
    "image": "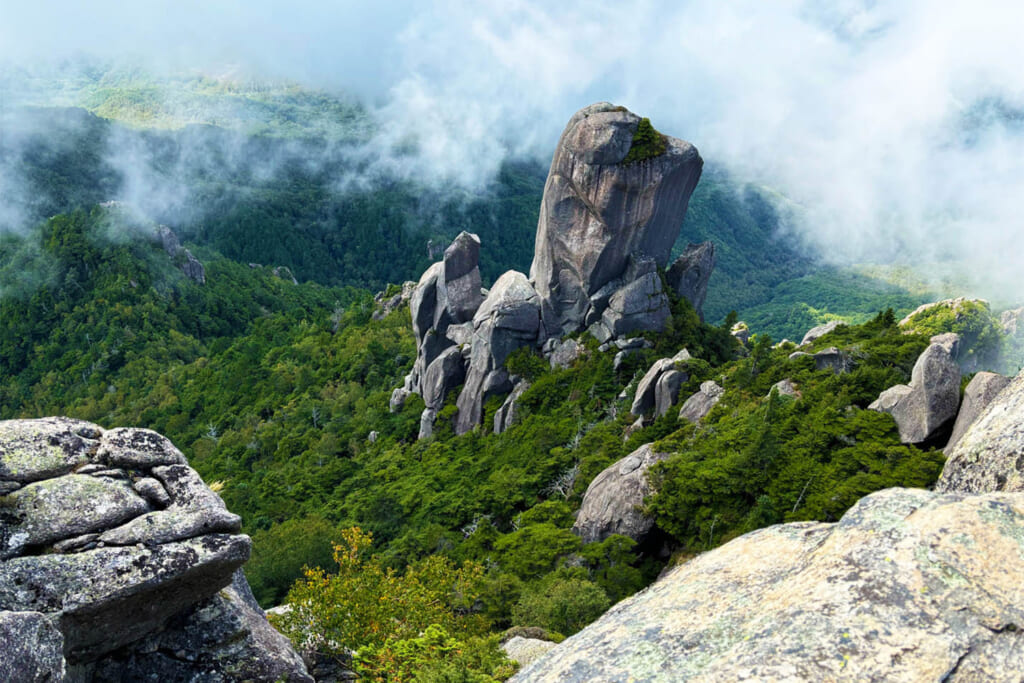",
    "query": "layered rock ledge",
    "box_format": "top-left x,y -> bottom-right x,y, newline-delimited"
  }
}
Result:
0,417 -> 310,681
